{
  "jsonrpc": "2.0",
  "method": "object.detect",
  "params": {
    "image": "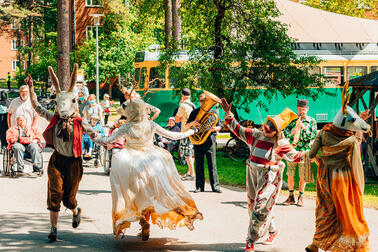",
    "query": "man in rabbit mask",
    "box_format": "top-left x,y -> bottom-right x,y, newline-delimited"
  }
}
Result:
25,64 -> 98,241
